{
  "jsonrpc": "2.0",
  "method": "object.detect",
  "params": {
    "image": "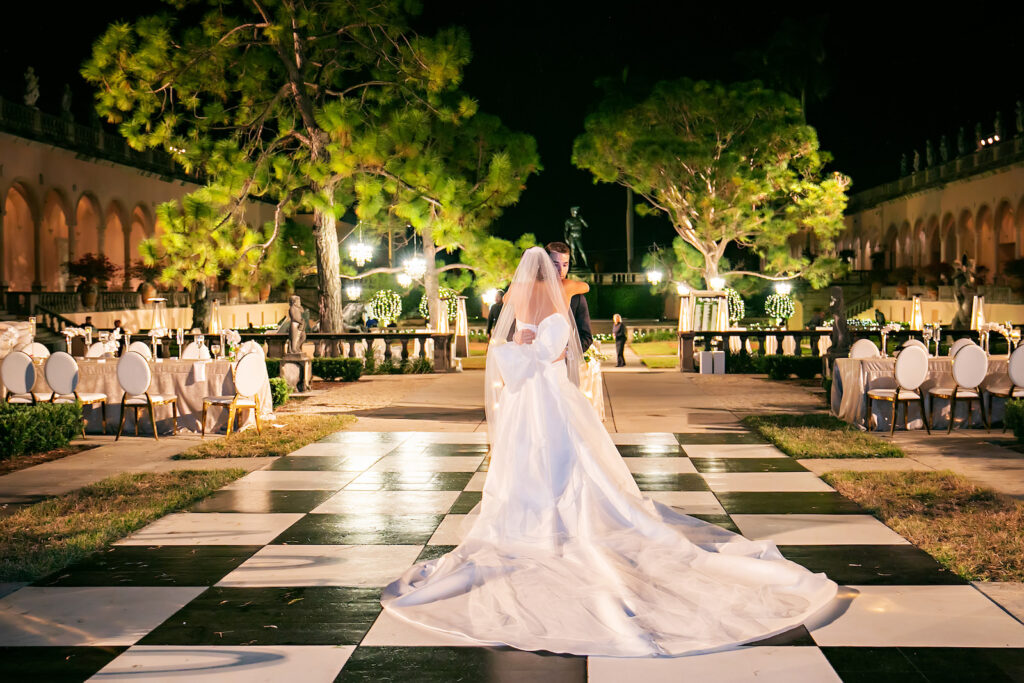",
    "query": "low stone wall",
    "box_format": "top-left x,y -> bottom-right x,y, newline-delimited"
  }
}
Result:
62,303 -> 289,331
